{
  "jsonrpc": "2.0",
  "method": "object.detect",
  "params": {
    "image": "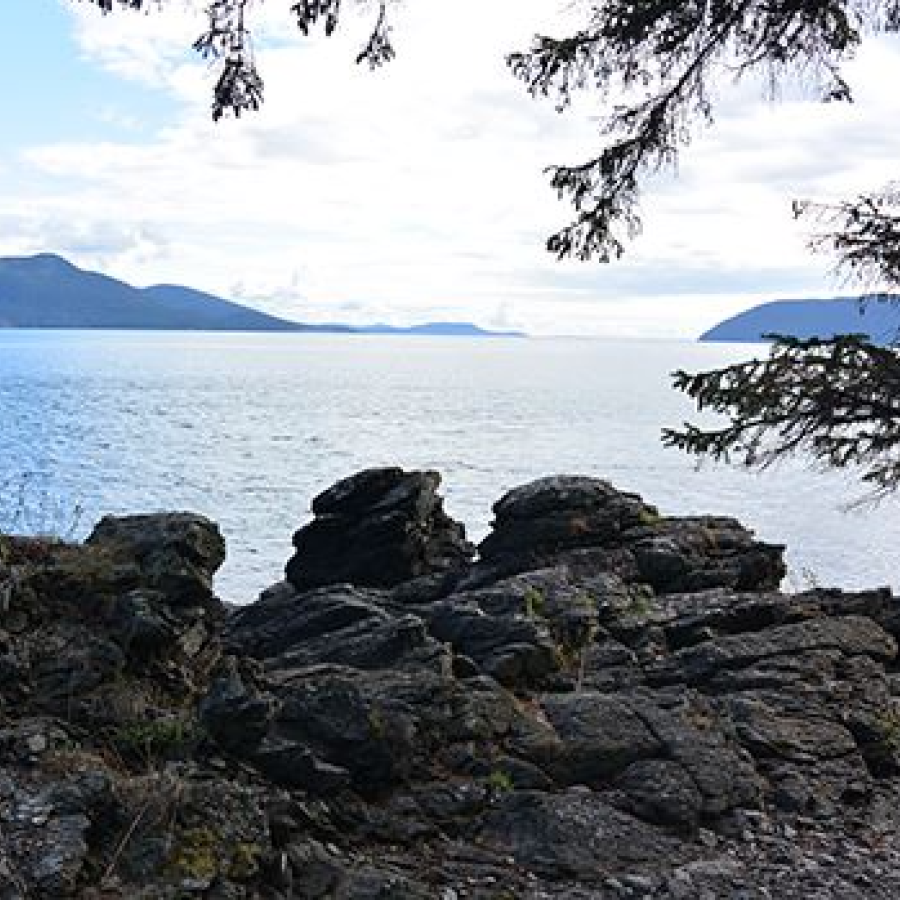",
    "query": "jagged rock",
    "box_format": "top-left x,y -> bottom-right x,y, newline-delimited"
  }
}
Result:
0,719 -> 69,766
197,658 -> 273,754
425,599 -> 559,688
227,584 -> 443,674
227,583 -> 387,658
526,693 -> 663,784
508,690 -> 761,830
479,475 -> 653,564
29,626 -> 126,705
648,614 -> 897,688
272,613 -> 436,673
477,476 -> 785,596
731,699 -> 859,762
636,695 -> 762,820
612,759 -> 706,831
632,517 -> 786,593
252,737 -> 352,793
0,771 -> 112,897
258,669 -> 421,792
285,468 -> 474,590
87,512 -> 225,603
112,589 -> 179,659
